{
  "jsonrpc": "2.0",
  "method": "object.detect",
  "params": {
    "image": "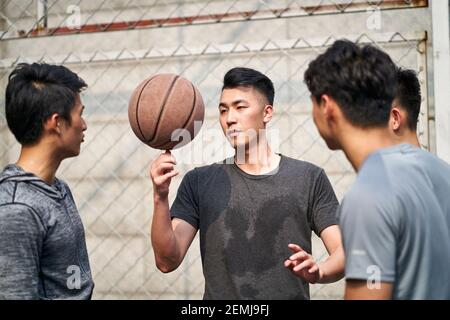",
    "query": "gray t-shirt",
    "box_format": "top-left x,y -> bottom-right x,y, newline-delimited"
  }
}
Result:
339,144 -> 450,299
171,155 -> 339,300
